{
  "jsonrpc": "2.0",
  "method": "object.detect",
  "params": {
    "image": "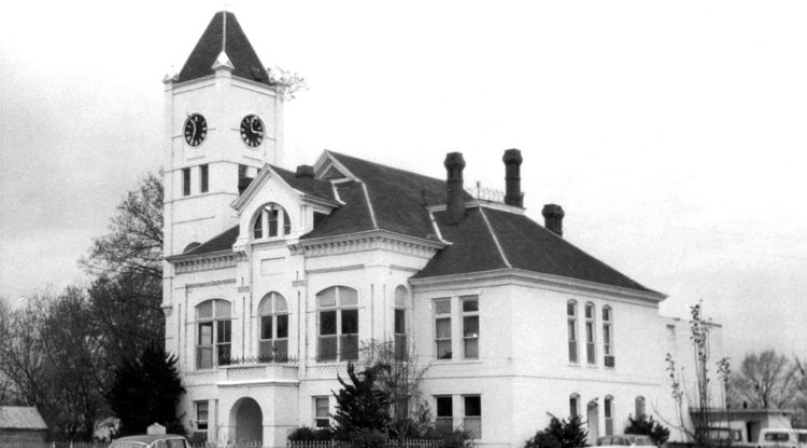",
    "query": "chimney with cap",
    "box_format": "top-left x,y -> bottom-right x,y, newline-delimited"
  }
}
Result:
444,152 -> 466,225
503,149 -> 523,207
296,165 -> 315,178
542,204 -> 565,237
